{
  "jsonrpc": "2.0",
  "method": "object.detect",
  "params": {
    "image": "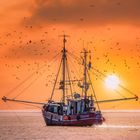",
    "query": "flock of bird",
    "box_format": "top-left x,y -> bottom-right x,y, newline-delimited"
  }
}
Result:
0,0 -> 140,85
0,25 -> 140,86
